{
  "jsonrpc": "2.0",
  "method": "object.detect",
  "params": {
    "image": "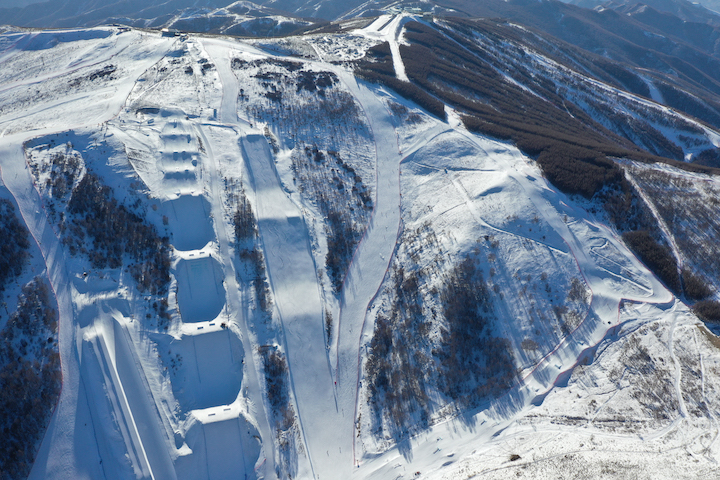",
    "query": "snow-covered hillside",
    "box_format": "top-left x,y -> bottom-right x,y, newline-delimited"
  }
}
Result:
0,0 -> 312,38
1,14 -> 720,480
